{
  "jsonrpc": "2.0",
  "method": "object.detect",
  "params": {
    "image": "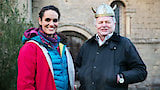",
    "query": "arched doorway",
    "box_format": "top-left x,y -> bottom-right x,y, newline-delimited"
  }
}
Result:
58,23 -> 93,61
61,31 -> 88,61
